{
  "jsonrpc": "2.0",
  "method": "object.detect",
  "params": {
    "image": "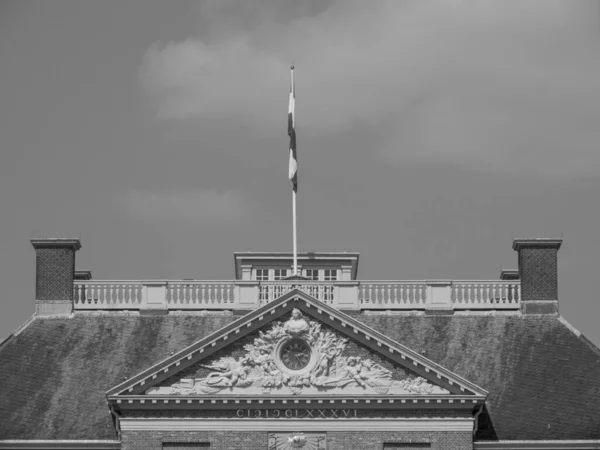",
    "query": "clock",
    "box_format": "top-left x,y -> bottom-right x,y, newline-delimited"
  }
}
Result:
280,339 -> 311,371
